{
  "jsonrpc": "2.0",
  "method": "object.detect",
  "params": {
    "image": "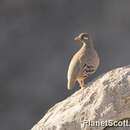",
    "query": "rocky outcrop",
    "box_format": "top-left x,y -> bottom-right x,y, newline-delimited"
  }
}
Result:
31,66 -> 130,130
